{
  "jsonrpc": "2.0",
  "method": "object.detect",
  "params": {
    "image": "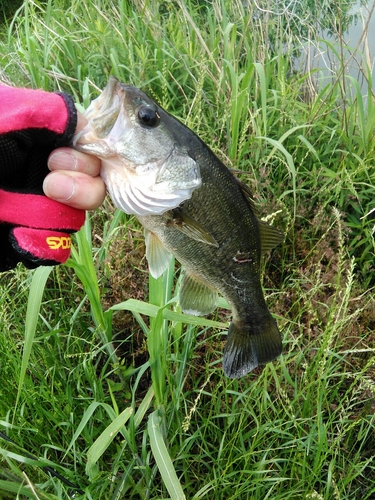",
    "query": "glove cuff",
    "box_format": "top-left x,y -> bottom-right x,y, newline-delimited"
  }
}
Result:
55,92 -> 78,146
10,227 -> 73,267
0,189 -> 85,230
